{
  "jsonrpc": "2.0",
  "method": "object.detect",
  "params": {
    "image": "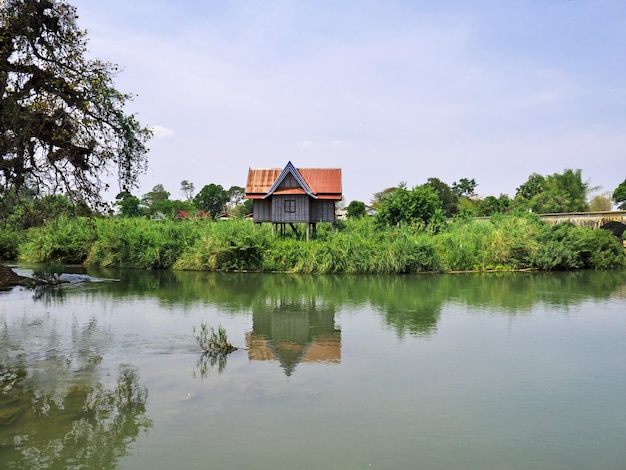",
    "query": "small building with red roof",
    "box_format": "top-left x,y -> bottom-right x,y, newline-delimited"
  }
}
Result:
245,161 -> 342,233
